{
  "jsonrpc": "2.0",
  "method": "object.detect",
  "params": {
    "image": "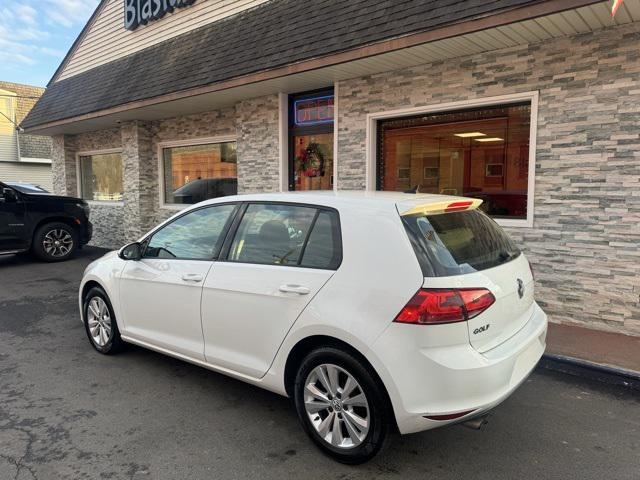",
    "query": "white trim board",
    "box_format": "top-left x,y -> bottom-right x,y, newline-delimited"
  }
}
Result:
365,91 -> 539,228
